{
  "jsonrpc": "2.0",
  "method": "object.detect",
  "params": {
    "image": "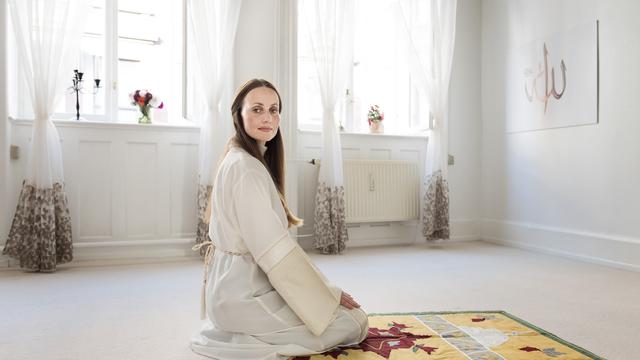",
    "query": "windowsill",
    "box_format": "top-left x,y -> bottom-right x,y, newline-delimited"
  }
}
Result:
9,118 -> 428,138
298,127 -> 429,139
9,117 -> 201,132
